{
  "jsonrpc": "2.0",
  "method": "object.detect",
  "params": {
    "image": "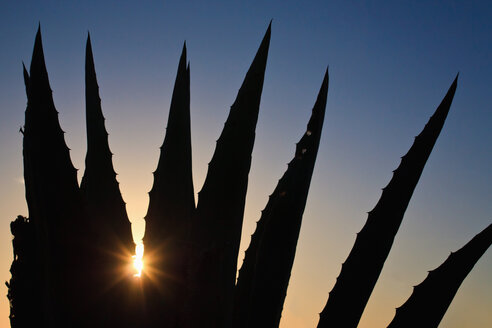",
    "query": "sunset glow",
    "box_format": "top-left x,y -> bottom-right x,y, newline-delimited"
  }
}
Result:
0,2 -> 491,328
133,243 -> 144,277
